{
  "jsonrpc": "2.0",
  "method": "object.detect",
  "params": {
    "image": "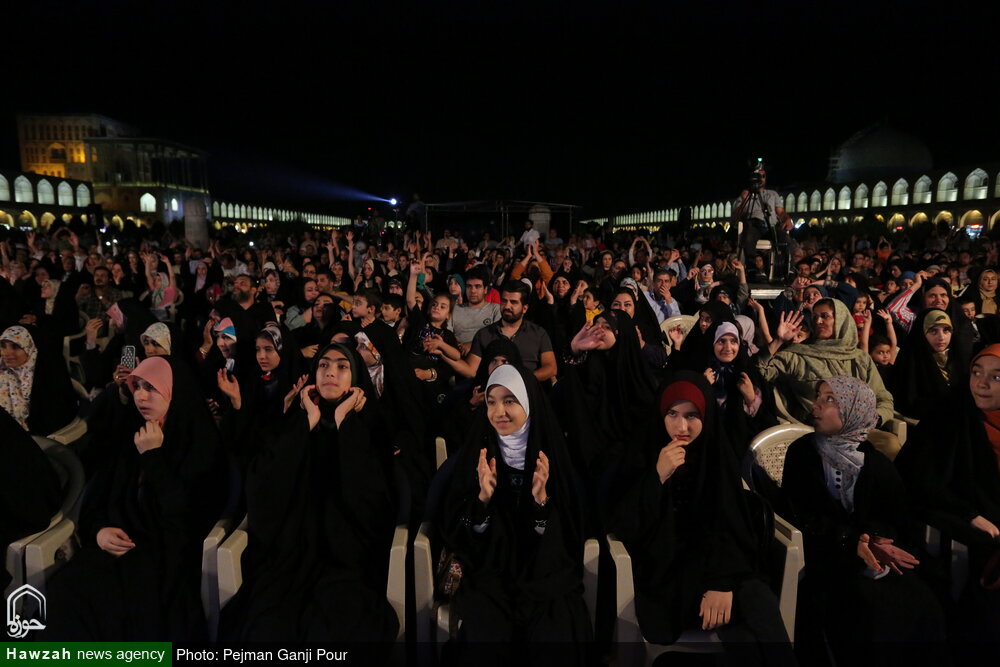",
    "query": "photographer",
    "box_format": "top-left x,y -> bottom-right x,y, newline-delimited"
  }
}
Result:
733,166 -> 791,280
